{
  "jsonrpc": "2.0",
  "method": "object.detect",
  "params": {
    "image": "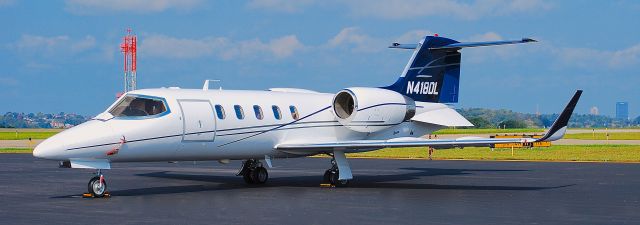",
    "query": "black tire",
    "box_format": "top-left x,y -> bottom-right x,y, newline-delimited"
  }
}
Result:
88,176 -> 107,197
243,171 -> 255,184
337,179 -> 349,187
252,167 -> 268,184
323,170 -> 332,183
328,170 -> 349,187
328,170 -> 339,185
